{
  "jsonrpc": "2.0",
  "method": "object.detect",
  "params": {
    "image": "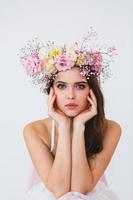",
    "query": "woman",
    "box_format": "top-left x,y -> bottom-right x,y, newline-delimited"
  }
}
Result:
20,29 -> 122,199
